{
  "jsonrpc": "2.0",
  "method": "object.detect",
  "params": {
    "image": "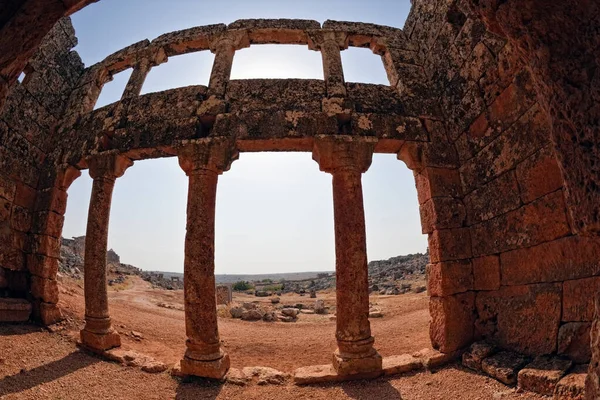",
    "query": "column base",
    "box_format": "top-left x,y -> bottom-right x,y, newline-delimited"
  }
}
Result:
180,352 -> 230,380
332,337 -> 382,376
80,328 -> 121,352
